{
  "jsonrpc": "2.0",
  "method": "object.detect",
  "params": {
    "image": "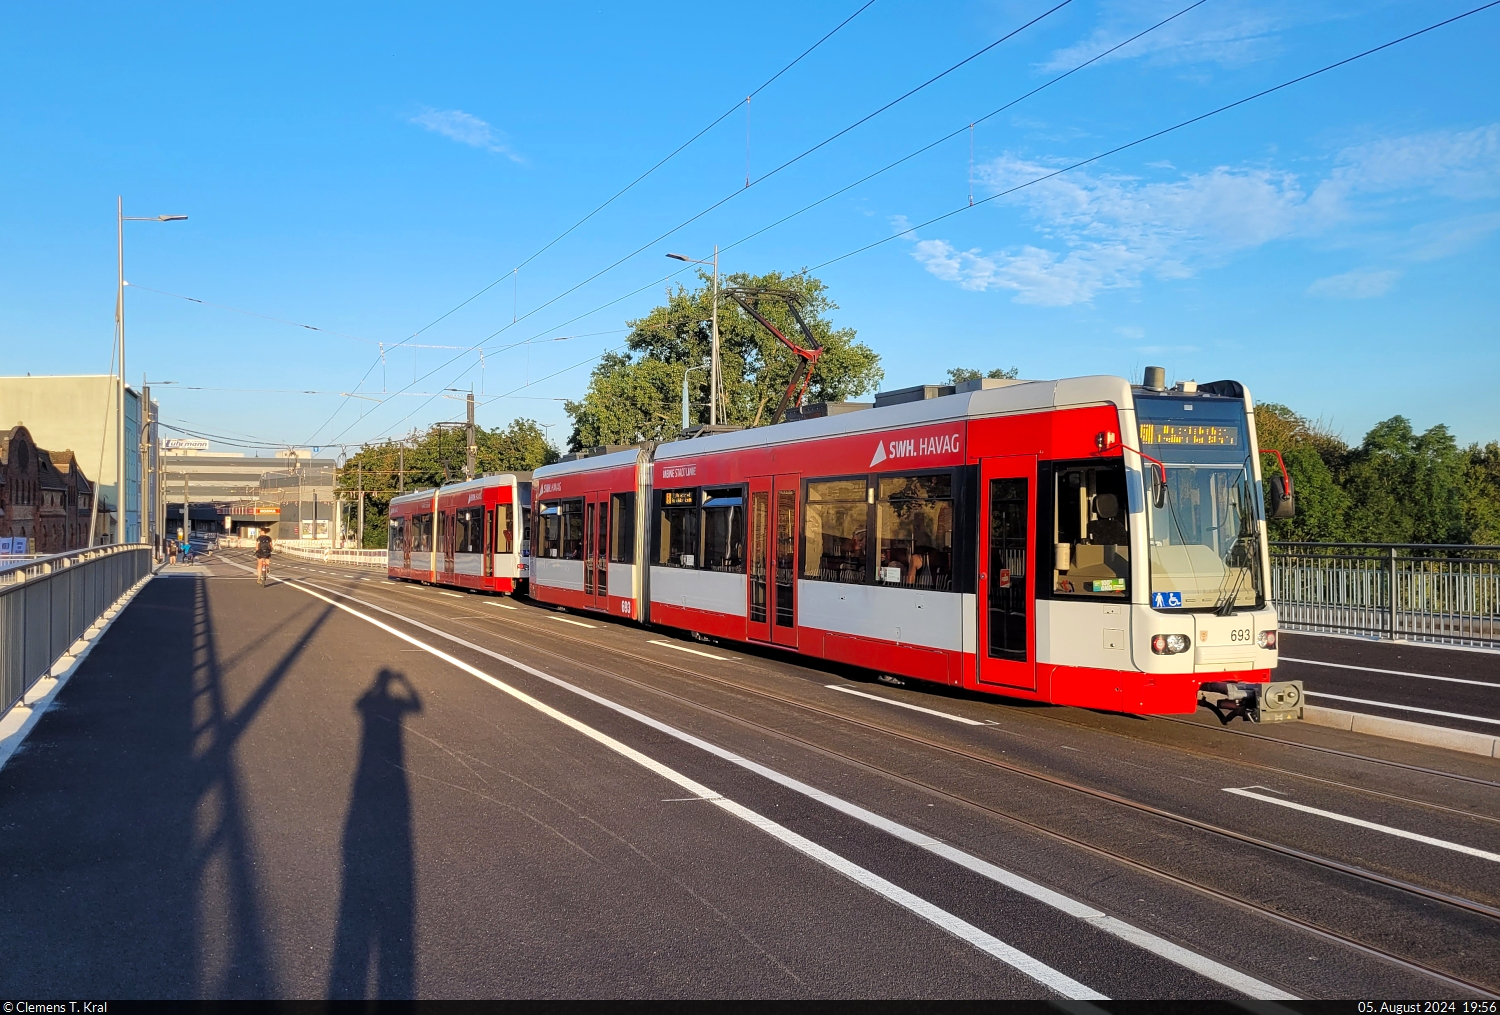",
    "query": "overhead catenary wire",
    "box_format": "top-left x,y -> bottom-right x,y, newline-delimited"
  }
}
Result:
711,0 -> 1213,262
808,0 -> 1500,274
306,1 -> 1057,448
329,0 -> 1196,447
456,0 -> 1076,358
346,1 -> 879,363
